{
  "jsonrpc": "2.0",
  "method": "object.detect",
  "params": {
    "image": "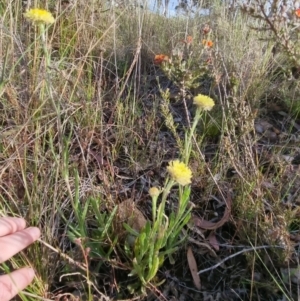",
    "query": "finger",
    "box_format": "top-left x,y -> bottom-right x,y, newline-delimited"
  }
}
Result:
0,267 -> 35,301
0,227 -> 41,263
0,217 -> 26,237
